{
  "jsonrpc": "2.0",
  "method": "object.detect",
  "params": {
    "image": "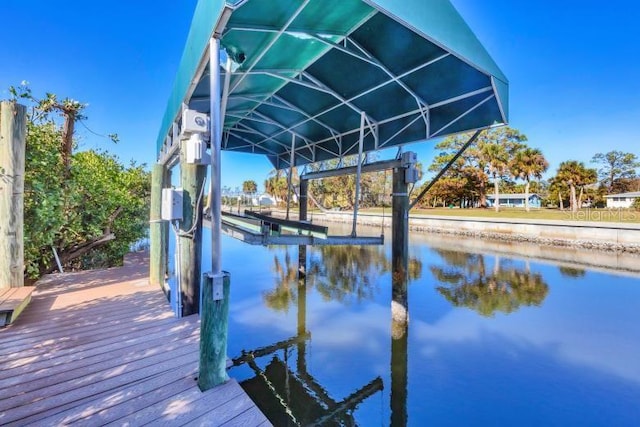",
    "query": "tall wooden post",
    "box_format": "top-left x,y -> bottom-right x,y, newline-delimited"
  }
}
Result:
391,167 -> 409,328
162,168 -> 171,282
179,141 -> 207,316
391,165 -> 409,426
299,178 -> 308,222
0,101 -> 27,289
198,272 -> 230,390
149,163 -> 165,288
